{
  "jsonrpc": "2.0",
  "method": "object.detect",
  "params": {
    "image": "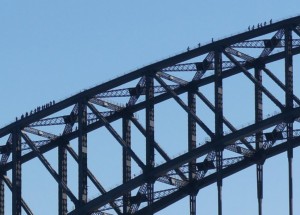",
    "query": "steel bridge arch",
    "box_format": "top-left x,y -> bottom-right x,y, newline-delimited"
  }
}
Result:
1,15 -> 300,215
